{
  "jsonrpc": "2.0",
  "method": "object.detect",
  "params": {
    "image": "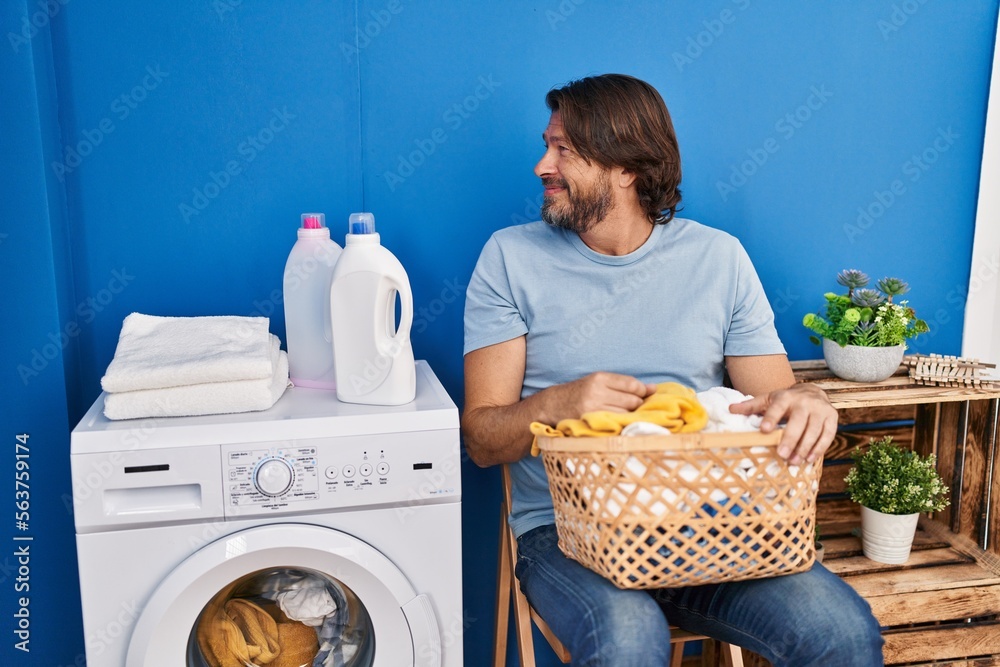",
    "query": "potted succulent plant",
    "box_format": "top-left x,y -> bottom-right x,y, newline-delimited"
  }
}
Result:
844,436 -> 949,564
803,269 -> 929,382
